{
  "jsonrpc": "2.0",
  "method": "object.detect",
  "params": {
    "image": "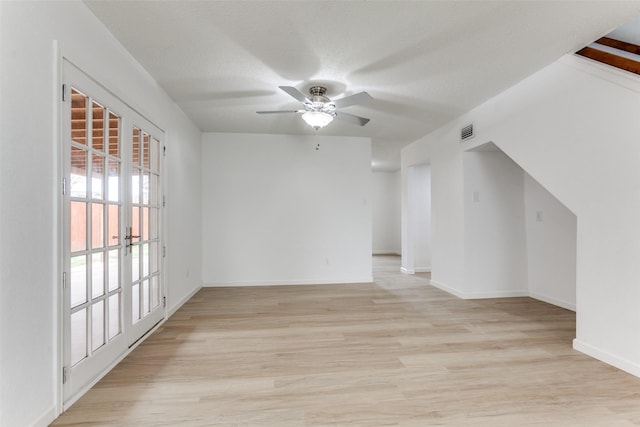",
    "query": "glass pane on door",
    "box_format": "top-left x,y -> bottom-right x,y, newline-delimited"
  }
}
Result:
71,309 -> 87,366
68,87 -> 123,369
64,64 -> 163,403
130,126 -> 162,327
